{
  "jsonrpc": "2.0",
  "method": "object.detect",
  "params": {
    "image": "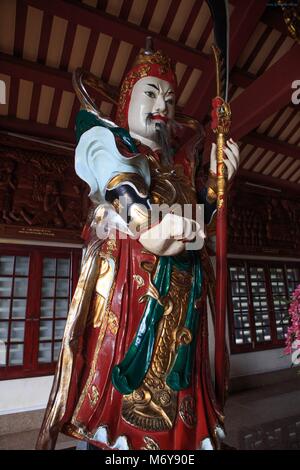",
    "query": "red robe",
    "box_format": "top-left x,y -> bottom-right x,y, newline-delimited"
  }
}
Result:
36,138 -> 225,451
